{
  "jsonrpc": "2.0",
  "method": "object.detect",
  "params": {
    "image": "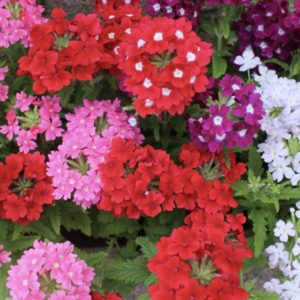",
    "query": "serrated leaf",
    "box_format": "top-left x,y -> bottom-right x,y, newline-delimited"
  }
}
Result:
145,273 -> 156,286
0,266 -> 9,299
212,54 -> 227,78
278,187 -> 300,200
136,237 -> 157,259
249,210 -> 268,257
248,146 -> 263,177
6,236 -> 38,252
137,294 -> 151,300
105,259 -> 151,284
46,205 -> 61,236
25,221 -> 58,241
60,202 -> 91,236
75,248 -> 107,269
250,290 -> 279,300
290,51 -> 300,77
219,18 -> 230,39
102,278 -> 135,298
